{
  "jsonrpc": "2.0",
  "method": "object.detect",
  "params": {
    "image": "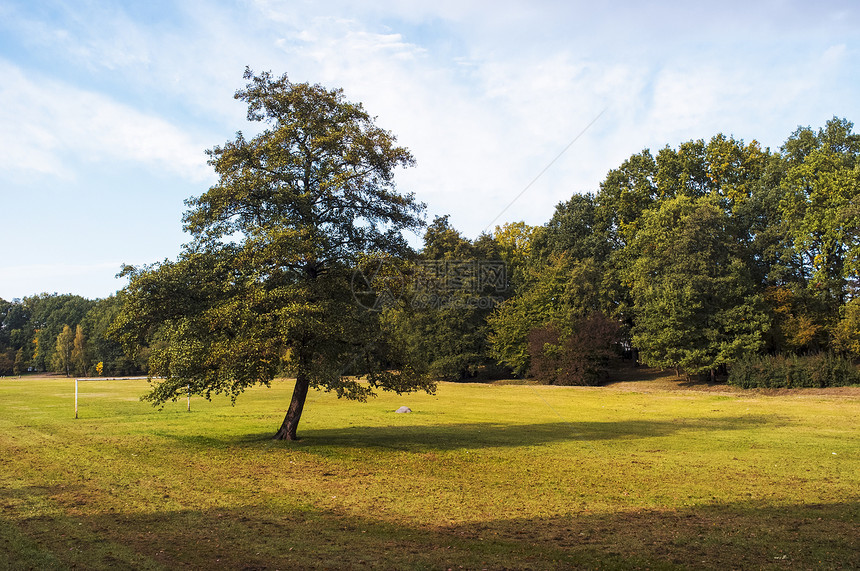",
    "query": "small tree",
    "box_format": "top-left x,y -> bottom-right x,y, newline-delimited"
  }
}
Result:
72,325 -> 87,376
0,350 -> 13,375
